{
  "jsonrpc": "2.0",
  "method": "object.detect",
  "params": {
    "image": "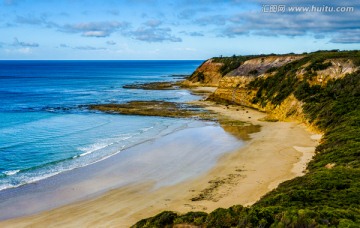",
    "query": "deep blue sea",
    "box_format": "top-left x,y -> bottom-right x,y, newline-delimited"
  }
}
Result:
0,60 -> 203,191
